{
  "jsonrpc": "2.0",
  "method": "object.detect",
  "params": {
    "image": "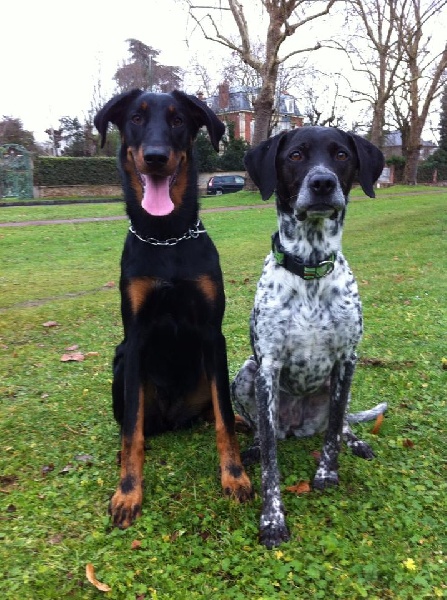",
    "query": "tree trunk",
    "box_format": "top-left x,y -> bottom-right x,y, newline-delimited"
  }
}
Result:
403,149 -> 420,185
403,120 -> 423,184
370,101 -> 385,148
251,83 -> 276,148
